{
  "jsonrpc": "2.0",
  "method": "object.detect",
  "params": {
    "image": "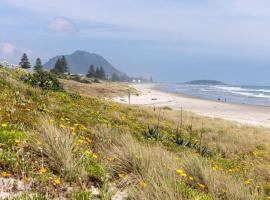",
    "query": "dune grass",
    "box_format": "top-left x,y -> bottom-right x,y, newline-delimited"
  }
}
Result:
0,66 -> 269,199
60,78 -> 138,98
